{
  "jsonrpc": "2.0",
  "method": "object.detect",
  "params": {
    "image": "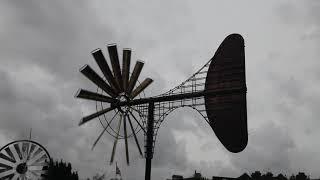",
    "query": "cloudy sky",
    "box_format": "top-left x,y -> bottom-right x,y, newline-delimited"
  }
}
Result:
1,0 -> 320,179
